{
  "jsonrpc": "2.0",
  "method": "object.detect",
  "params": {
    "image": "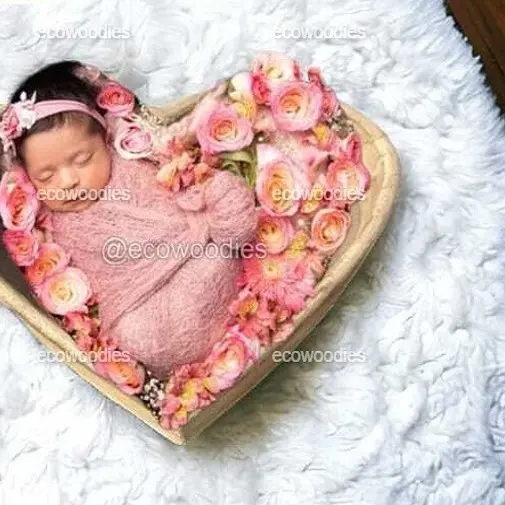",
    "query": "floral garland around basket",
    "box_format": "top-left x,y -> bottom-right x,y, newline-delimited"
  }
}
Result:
0,52 -> 371,429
